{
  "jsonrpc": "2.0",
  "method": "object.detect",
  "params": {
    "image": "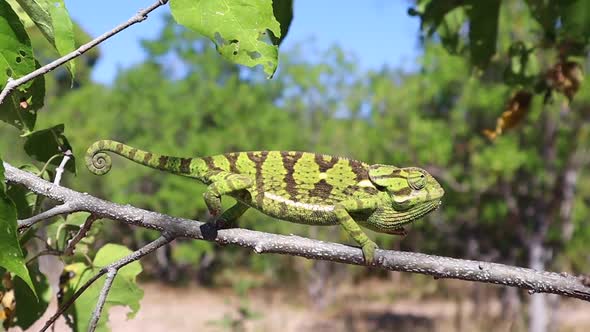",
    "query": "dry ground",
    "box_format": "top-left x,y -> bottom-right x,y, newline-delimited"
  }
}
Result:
25,280 -> 590,332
